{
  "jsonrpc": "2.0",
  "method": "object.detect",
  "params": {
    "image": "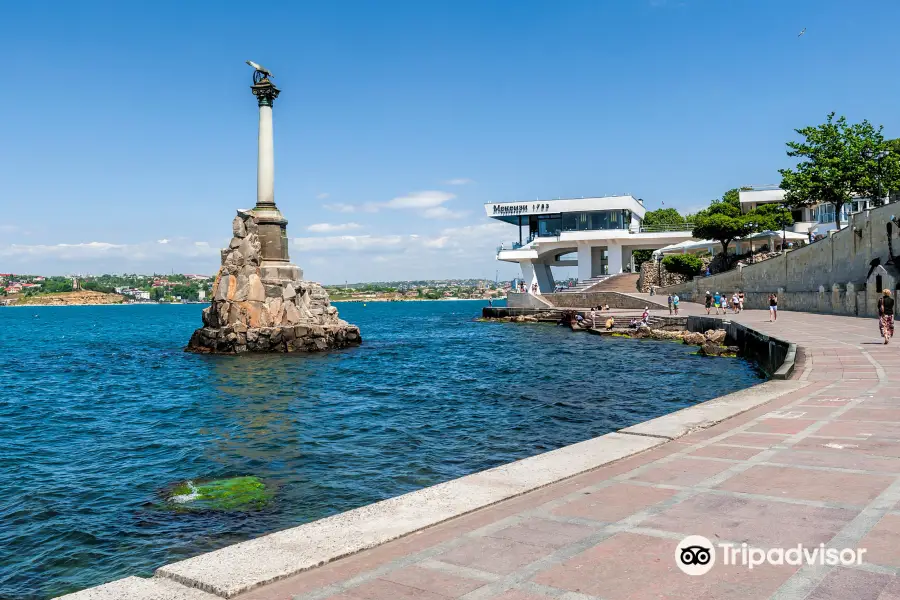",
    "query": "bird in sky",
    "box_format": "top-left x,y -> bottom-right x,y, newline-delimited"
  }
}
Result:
798,28 -> 806,37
